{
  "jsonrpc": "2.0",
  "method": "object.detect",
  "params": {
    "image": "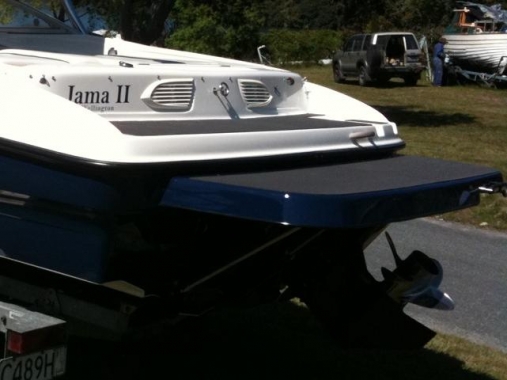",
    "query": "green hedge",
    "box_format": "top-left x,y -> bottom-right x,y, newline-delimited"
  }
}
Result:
260,29 -> 343,64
